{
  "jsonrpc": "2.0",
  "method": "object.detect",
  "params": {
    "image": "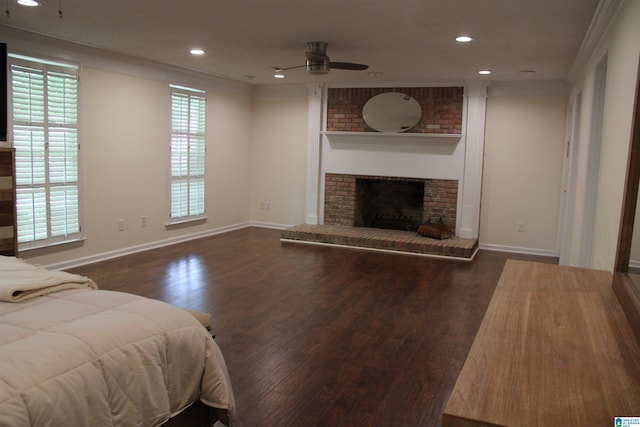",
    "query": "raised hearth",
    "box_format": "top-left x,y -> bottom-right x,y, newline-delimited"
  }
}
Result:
281,224 -> 478,260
